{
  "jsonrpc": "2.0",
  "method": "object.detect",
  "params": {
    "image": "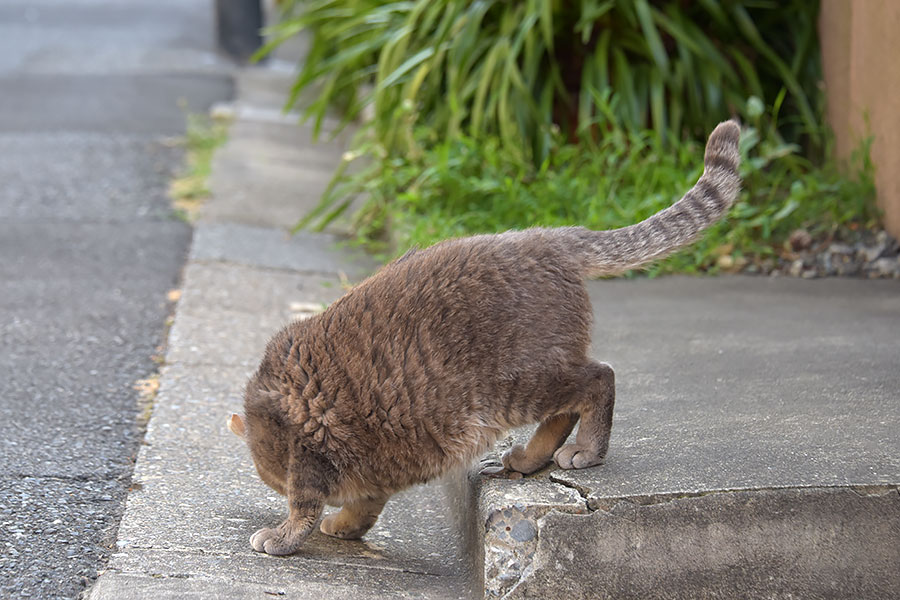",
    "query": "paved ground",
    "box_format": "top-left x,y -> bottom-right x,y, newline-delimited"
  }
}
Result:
86,40 -> 900,598
0,1 -> 231,598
